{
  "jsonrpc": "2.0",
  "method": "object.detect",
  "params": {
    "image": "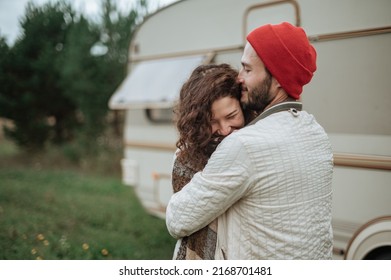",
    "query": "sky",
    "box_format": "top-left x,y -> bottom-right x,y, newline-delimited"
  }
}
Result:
0,0 -> 178,45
